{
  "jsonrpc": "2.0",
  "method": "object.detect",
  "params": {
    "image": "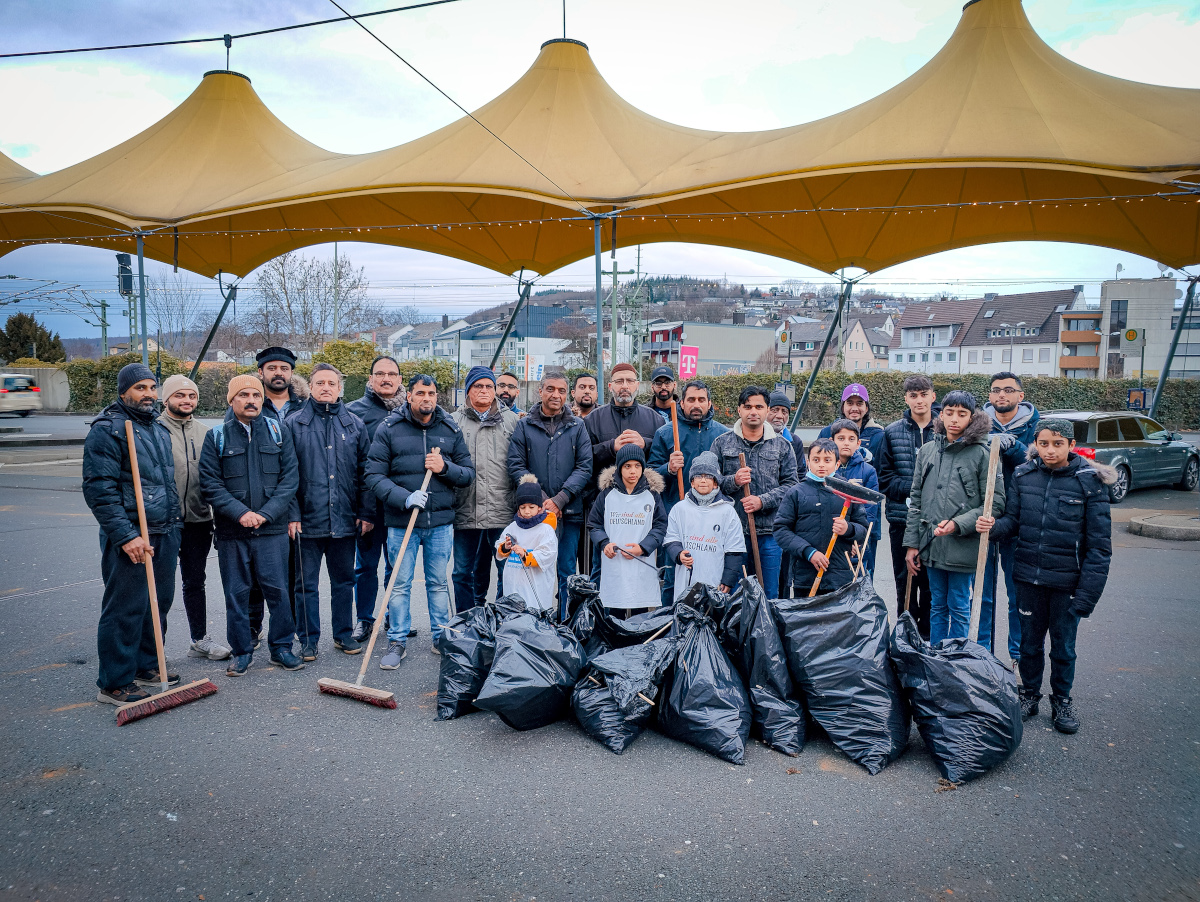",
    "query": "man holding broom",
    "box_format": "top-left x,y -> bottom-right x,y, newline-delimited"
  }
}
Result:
83,363 -> 183,706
